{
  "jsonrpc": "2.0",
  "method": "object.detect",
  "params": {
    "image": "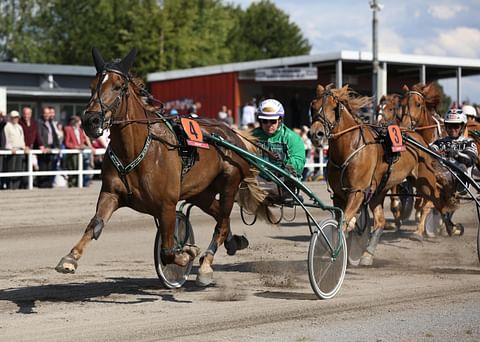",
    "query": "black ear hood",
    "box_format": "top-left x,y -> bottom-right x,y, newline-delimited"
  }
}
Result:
92,47 -> 138,75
